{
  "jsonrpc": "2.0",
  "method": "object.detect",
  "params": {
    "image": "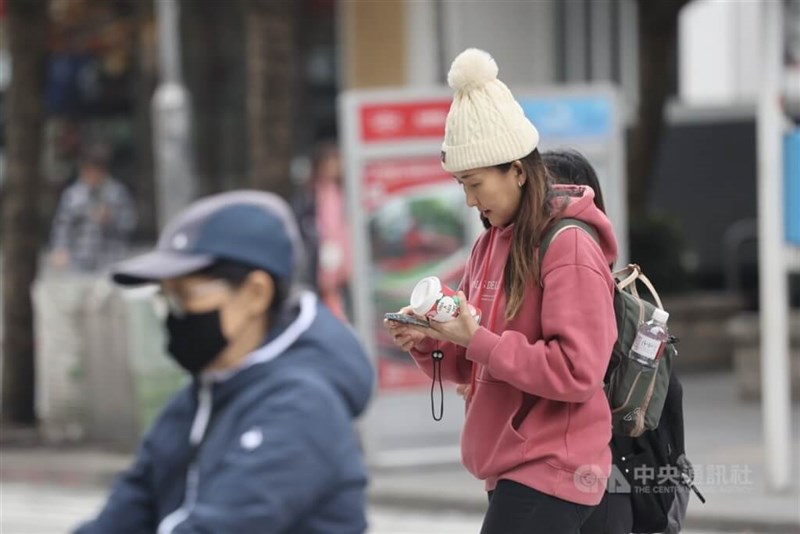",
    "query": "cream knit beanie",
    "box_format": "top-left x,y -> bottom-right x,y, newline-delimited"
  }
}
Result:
441,49 -> 539,173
